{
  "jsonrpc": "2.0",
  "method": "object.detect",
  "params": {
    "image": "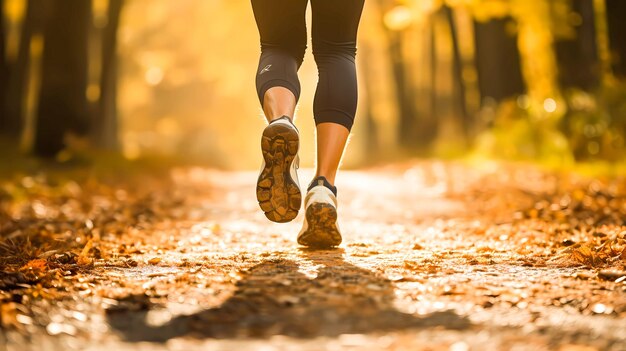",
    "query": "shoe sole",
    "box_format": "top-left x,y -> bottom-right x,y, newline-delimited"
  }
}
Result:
256,122 -> 301,223
297,203 -> 342,248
